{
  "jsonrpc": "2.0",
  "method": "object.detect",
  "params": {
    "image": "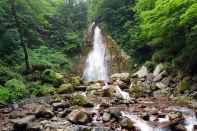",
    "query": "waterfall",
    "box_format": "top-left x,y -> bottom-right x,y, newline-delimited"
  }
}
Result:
83,25 -> 109,81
